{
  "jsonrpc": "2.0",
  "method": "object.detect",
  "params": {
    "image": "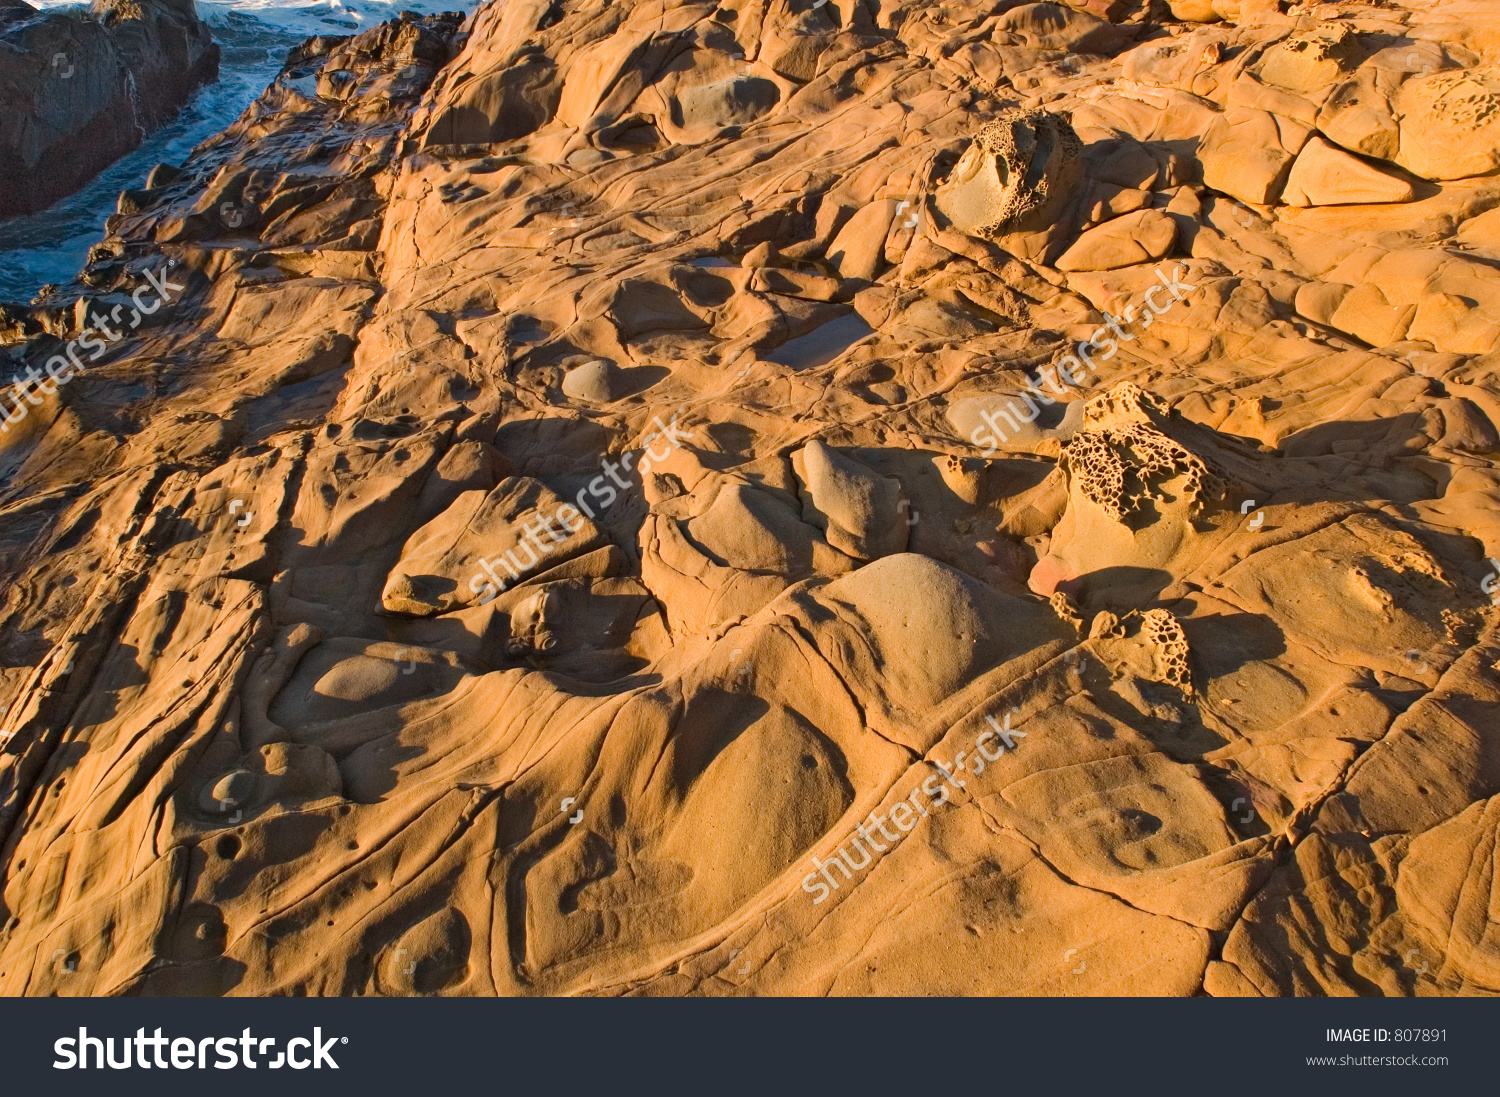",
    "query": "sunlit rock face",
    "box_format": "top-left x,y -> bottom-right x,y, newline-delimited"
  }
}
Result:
3,0 -> 1500,999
